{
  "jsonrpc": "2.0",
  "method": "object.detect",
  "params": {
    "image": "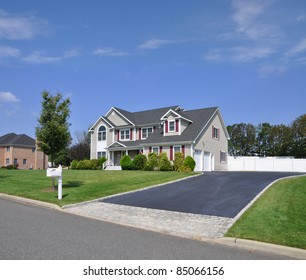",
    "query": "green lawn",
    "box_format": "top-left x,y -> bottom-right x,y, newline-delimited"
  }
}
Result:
225,175 -> 306,249
0,169 -> 194,207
